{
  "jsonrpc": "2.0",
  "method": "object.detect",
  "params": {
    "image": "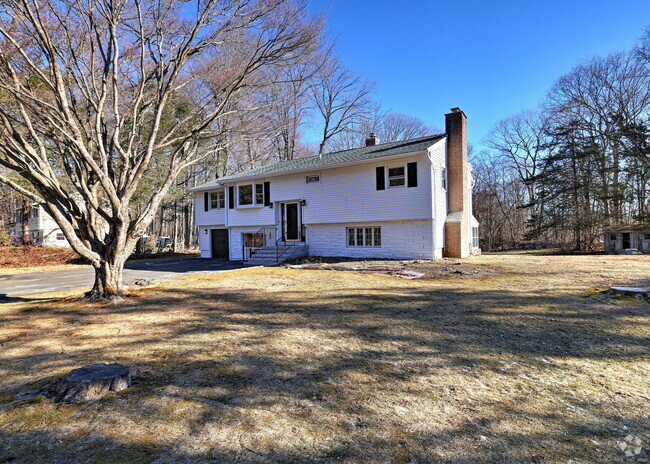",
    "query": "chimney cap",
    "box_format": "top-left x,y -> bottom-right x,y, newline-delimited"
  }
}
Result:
446,107 -> 467,118
365,132 -> 380,147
